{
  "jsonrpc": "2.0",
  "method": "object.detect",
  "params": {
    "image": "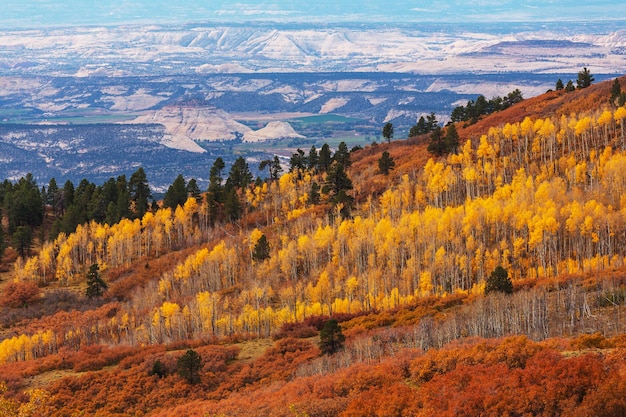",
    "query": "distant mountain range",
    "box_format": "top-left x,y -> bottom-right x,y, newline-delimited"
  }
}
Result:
0,21 -> 624,190
1,22 -> 625,76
